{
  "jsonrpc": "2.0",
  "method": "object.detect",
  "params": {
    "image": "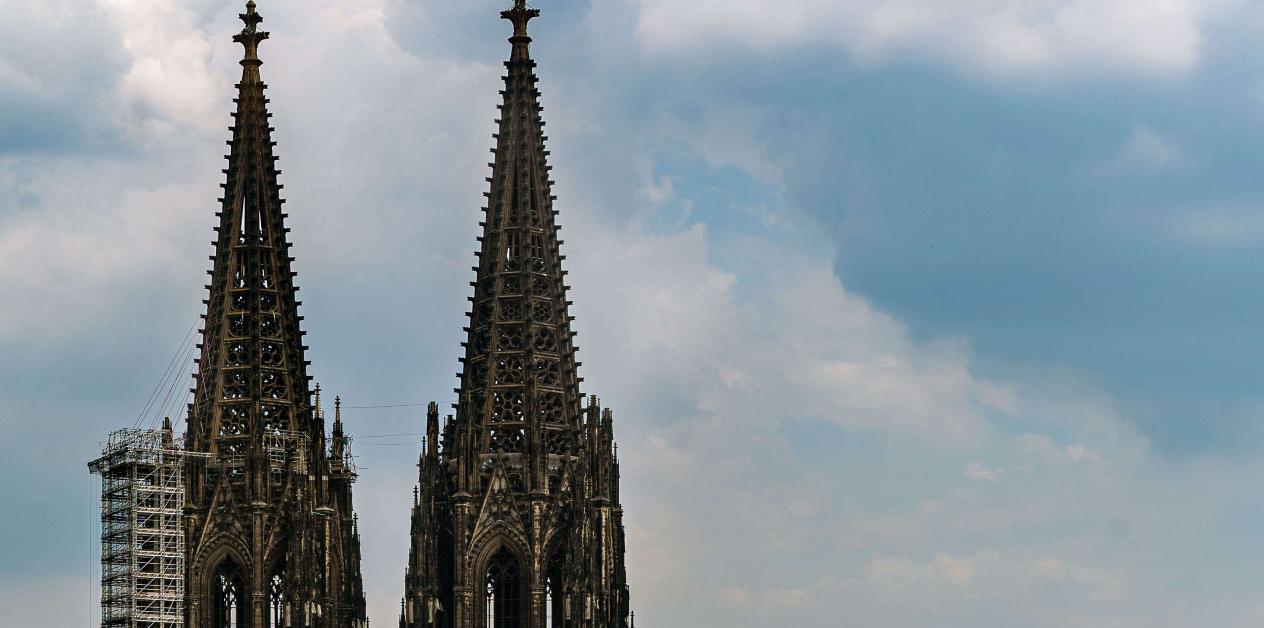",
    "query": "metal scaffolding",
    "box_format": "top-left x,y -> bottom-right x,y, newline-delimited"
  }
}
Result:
88,427 -> 206,628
